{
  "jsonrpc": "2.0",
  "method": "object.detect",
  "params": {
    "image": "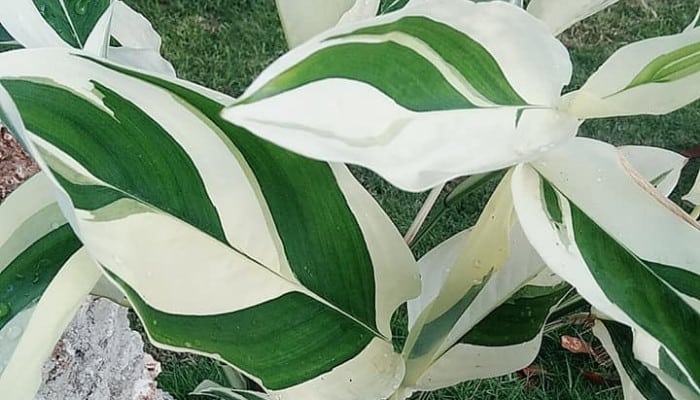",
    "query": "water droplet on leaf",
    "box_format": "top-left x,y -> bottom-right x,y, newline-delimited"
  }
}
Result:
36,259 -> 51,270
0,303 -> 10,320
74,0 -> 90,15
